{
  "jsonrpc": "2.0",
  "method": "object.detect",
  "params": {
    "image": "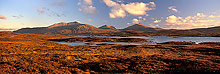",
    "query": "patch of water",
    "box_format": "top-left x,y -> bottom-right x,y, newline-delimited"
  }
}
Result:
58,36 -> 220,46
